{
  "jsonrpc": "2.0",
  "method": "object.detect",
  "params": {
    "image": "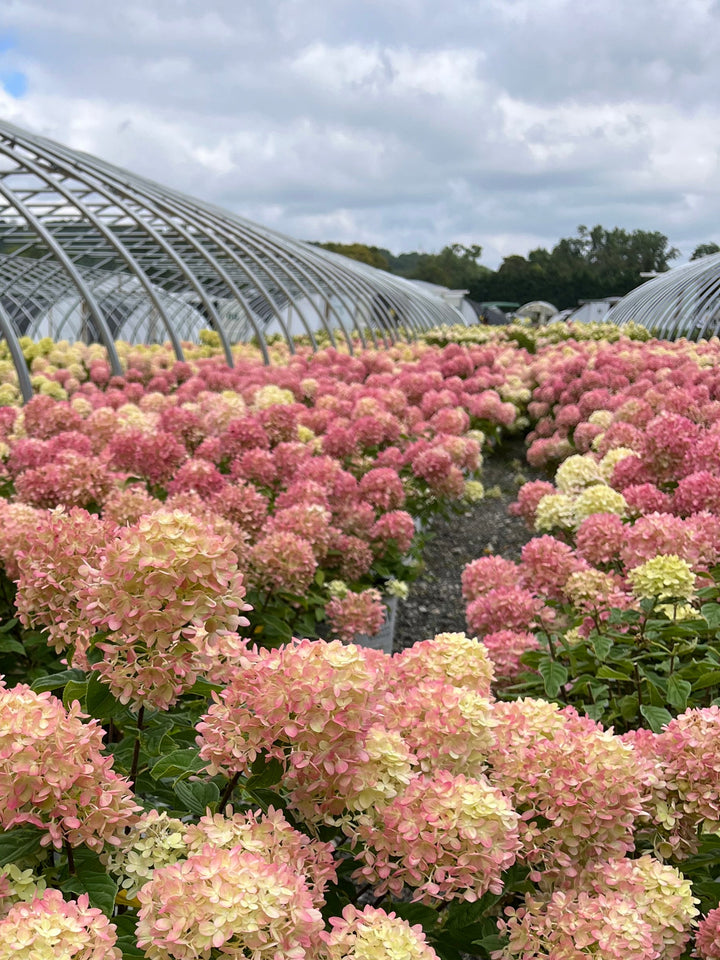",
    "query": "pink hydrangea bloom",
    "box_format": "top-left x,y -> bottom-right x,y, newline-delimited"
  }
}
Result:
79,509 -> 251,710
461,555 -> 519,602
136,844 -> 323,960
0,889 -> 121,960
354,770 -> 520,902
466,585 -> 544,636
575,512 -> 625,565
482,630 -> 540,683
325,589 -> 386,643
390,632 -> 494,695
248,530 -> 318,595
697,907 -> 720,960
0,683 -> 139,849
321,904 -> 439,960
